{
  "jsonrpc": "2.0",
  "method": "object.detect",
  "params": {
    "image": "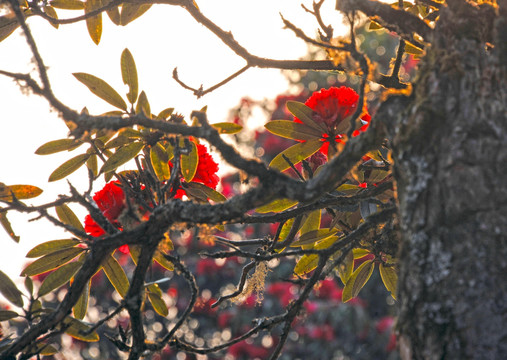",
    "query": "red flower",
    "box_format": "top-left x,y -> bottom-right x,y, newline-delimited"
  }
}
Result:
193,144 -> 220,189
295,86 -> 371,155
83,181 -> 131,253
84,181 -> 125,237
